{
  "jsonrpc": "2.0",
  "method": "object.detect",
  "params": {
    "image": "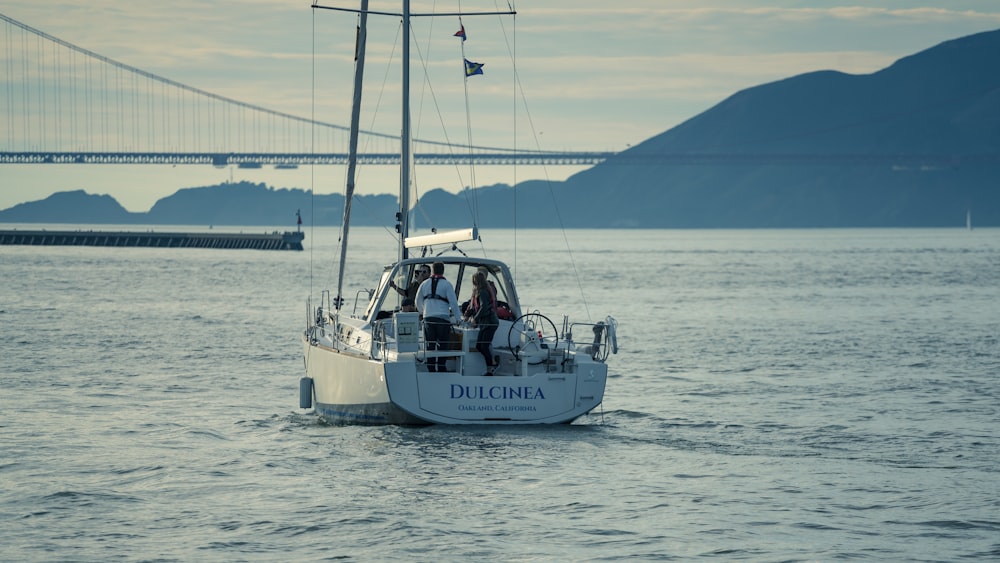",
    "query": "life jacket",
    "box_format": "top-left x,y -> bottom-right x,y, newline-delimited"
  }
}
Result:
426,275 -> 449,302
472,279 -> 517,320
471,280 -> 496,312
